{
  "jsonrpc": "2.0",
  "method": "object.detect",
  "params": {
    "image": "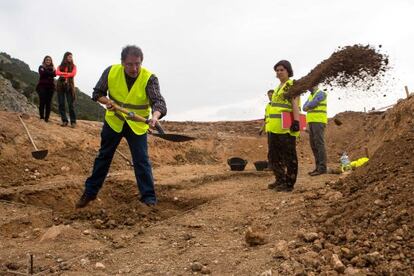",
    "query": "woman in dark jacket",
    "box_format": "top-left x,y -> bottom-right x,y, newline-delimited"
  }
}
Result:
56,52 -> 77,127
36,56 -> 56,122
